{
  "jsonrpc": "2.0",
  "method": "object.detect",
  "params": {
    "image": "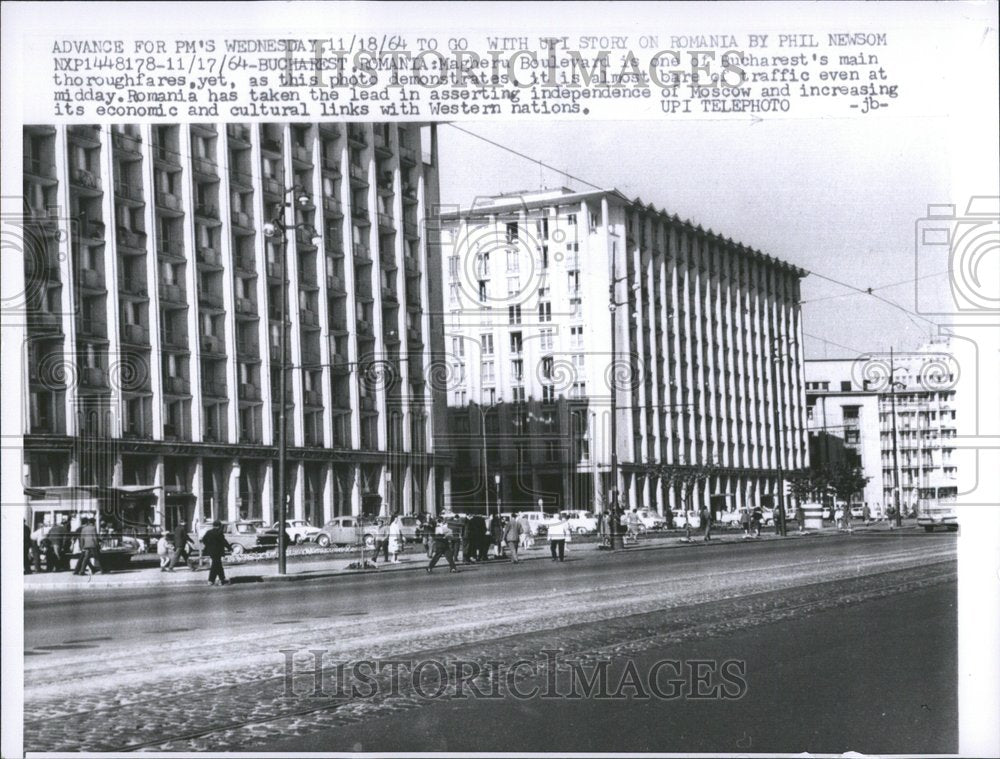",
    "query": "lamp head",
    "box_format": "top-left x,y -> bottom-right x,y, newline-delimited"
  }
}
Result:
263,222 -> 280,238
